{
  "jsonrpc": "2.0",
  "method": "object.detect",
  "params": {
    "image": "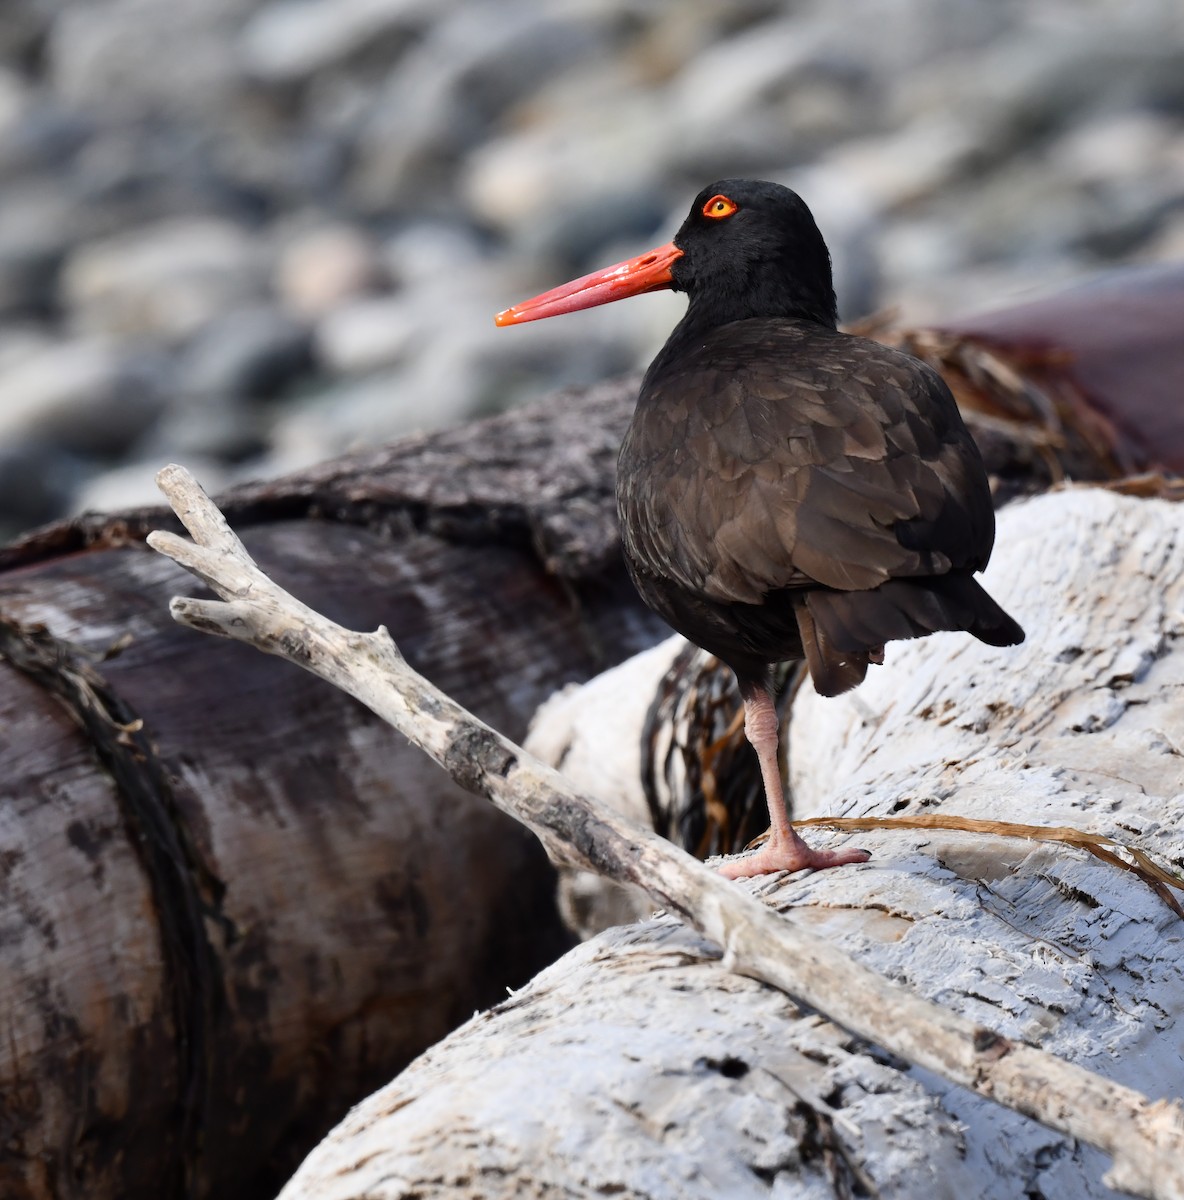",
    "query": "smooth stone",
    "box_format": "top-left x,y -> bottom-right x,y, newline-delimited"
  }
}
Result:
461,102 -> 671,235
48,0 -> 243,115
504,188 -> 671,271
62,217 -> 266,339
177,305 -> 313,401
144,386 -> 269,463
239,0 -> 437,84
0,185 -> 76,316
315,297 -> 418,376
0,67 -> 27,142
1051,110 -> 1180,186
381,221 -> 488,286
0,440 -> 88,535
72,456 -> 230,517
0,334 -> 167,457
0,97 -> 93,176
0,0 -> 47,65
348,4 -> 618,212
274,223 -> 385,318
